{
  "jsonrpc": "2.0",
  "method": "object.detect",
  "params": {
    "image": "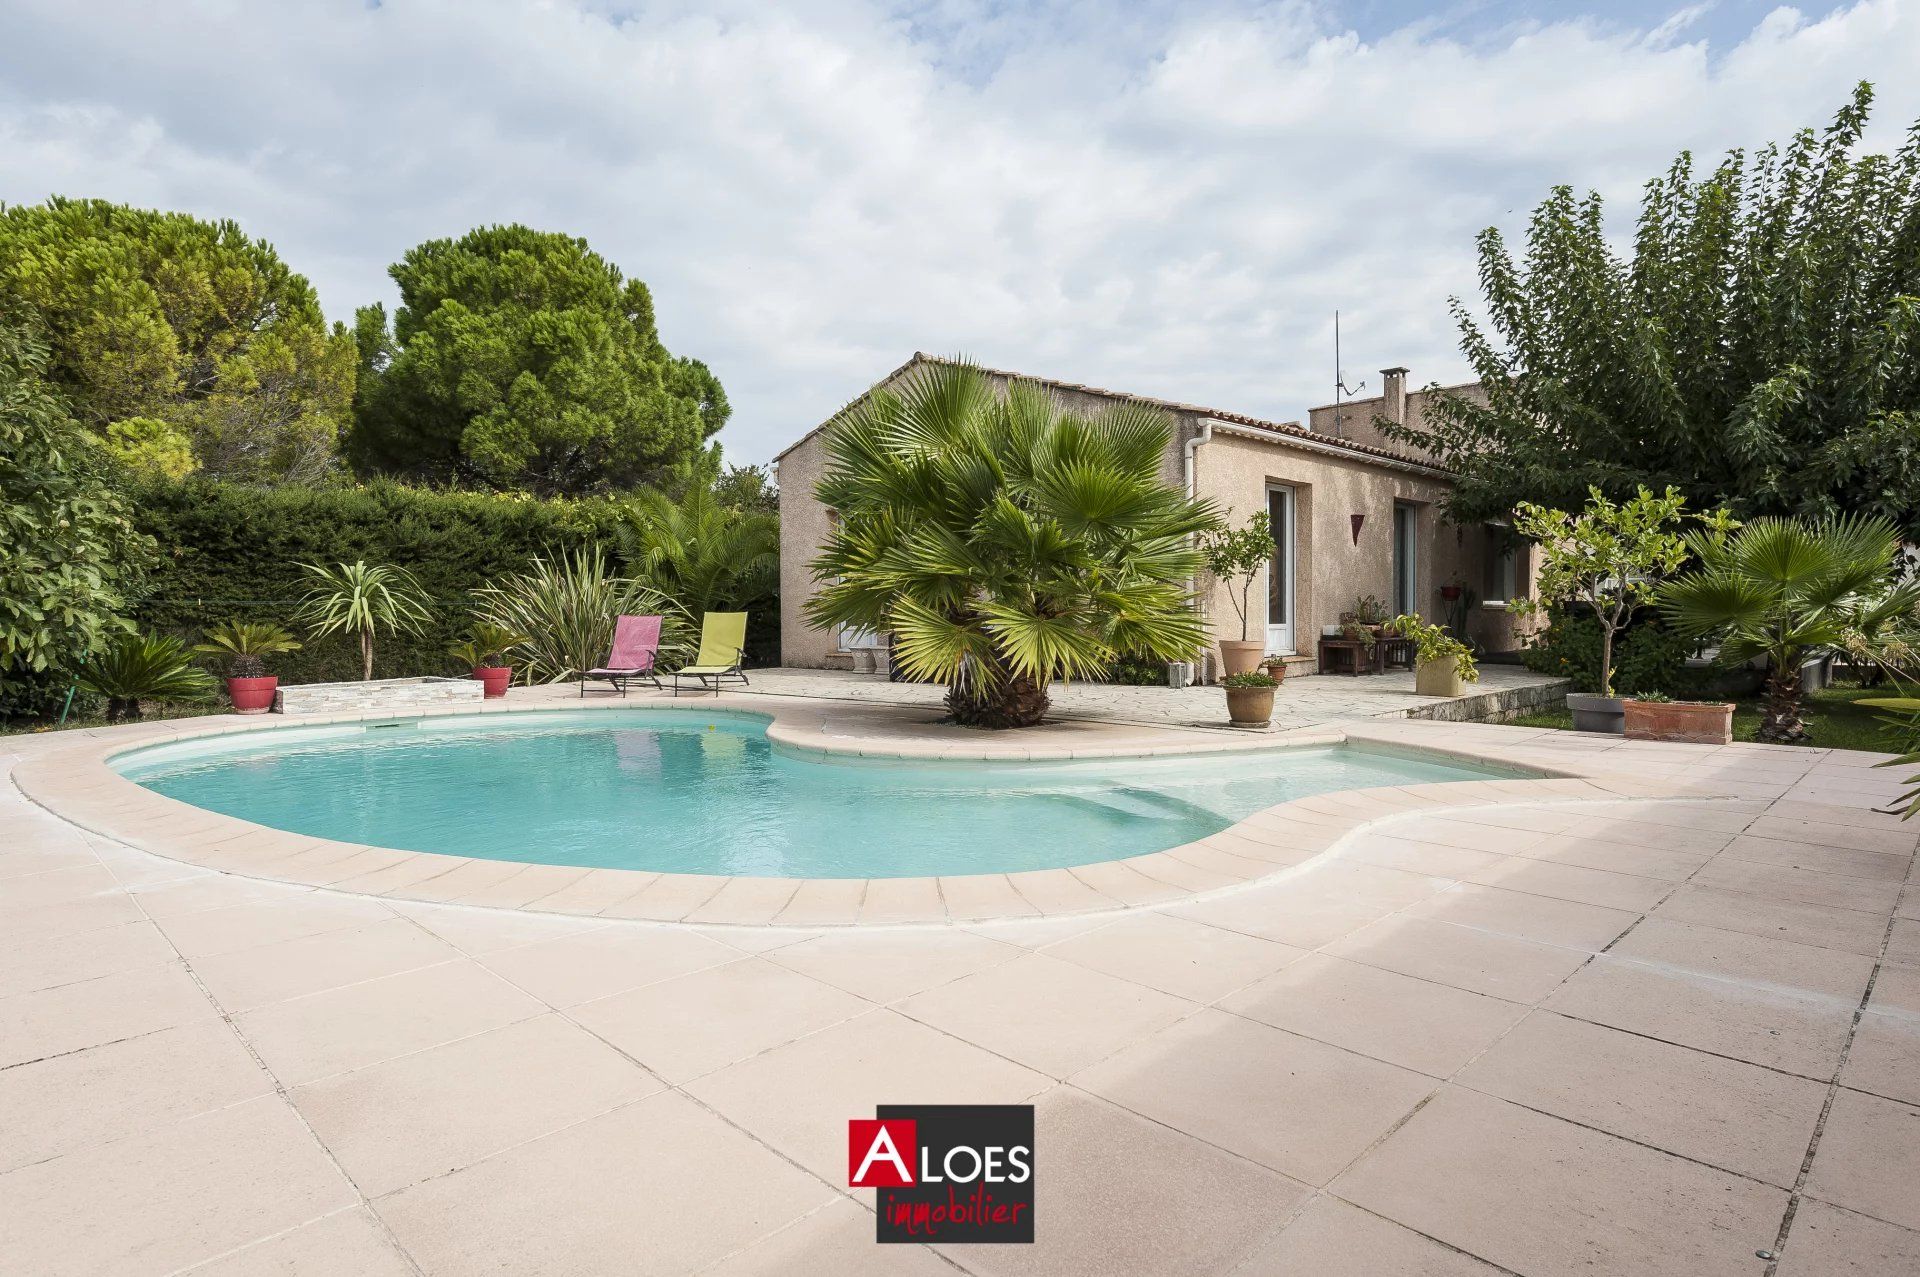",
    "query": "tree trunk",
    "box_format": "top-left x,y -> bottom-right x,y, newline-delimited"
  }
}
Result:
361,629 -> 374,682
947,671 -> 1050,729
1757,660 -> 1808,744
1598,625 -> 1616,697
105,697 -> 141,724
